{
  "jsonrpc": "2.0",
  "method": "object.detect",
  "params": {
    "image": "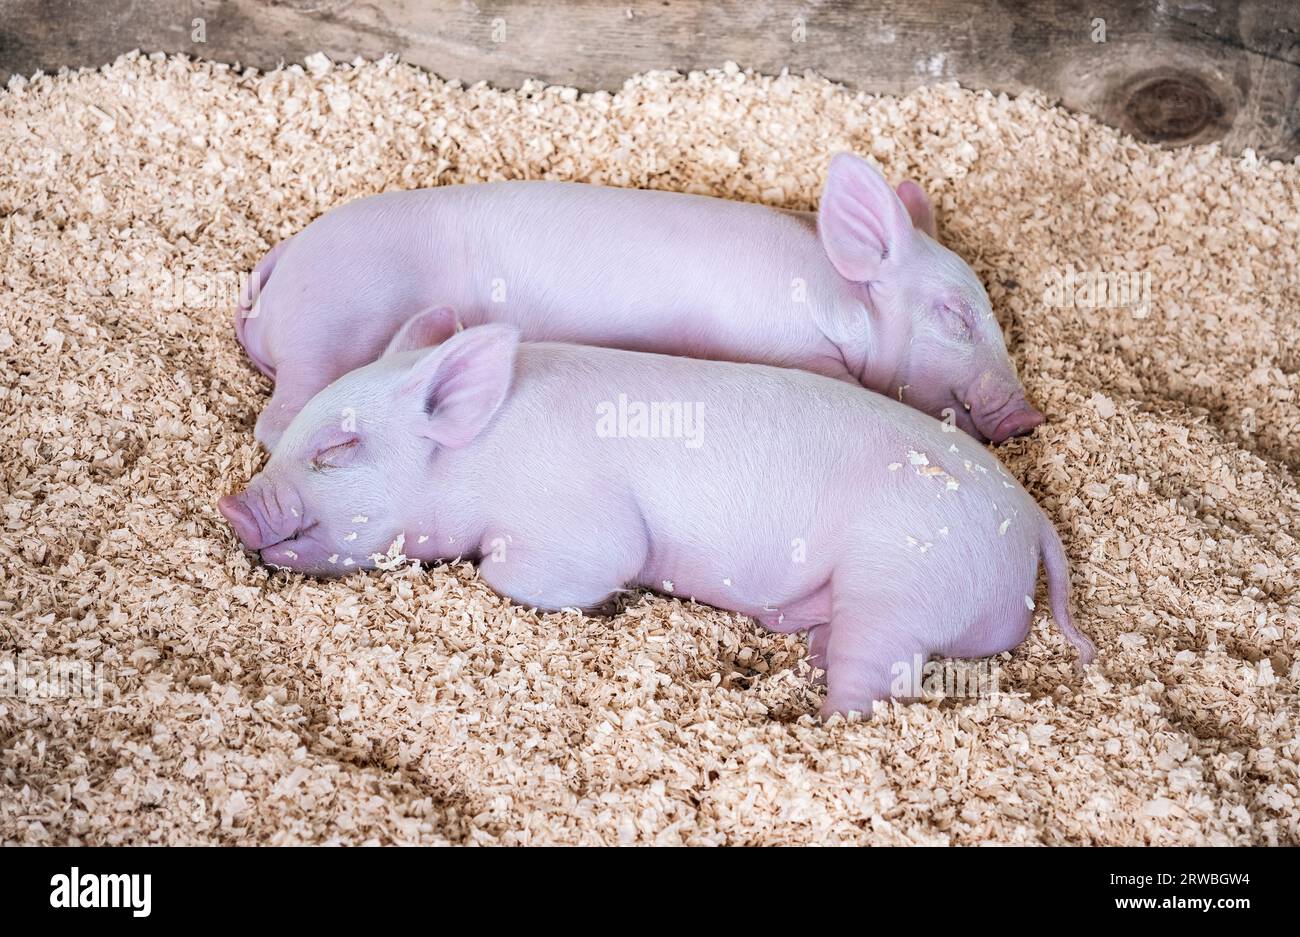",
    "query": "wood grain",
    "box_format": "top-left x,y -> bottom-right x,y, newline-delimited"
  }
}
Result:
1,0 -> 1297,157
